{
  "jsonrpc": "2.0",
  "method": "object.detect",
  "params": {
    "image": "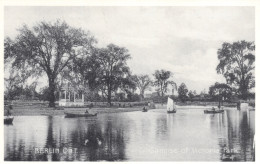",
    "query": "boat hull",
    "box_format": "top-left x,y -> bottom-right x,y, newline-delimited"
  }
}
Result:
204,109 -> 224,114
4,116 -> 14,124
64,112 -> 97,118
167,110 -> 176,113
